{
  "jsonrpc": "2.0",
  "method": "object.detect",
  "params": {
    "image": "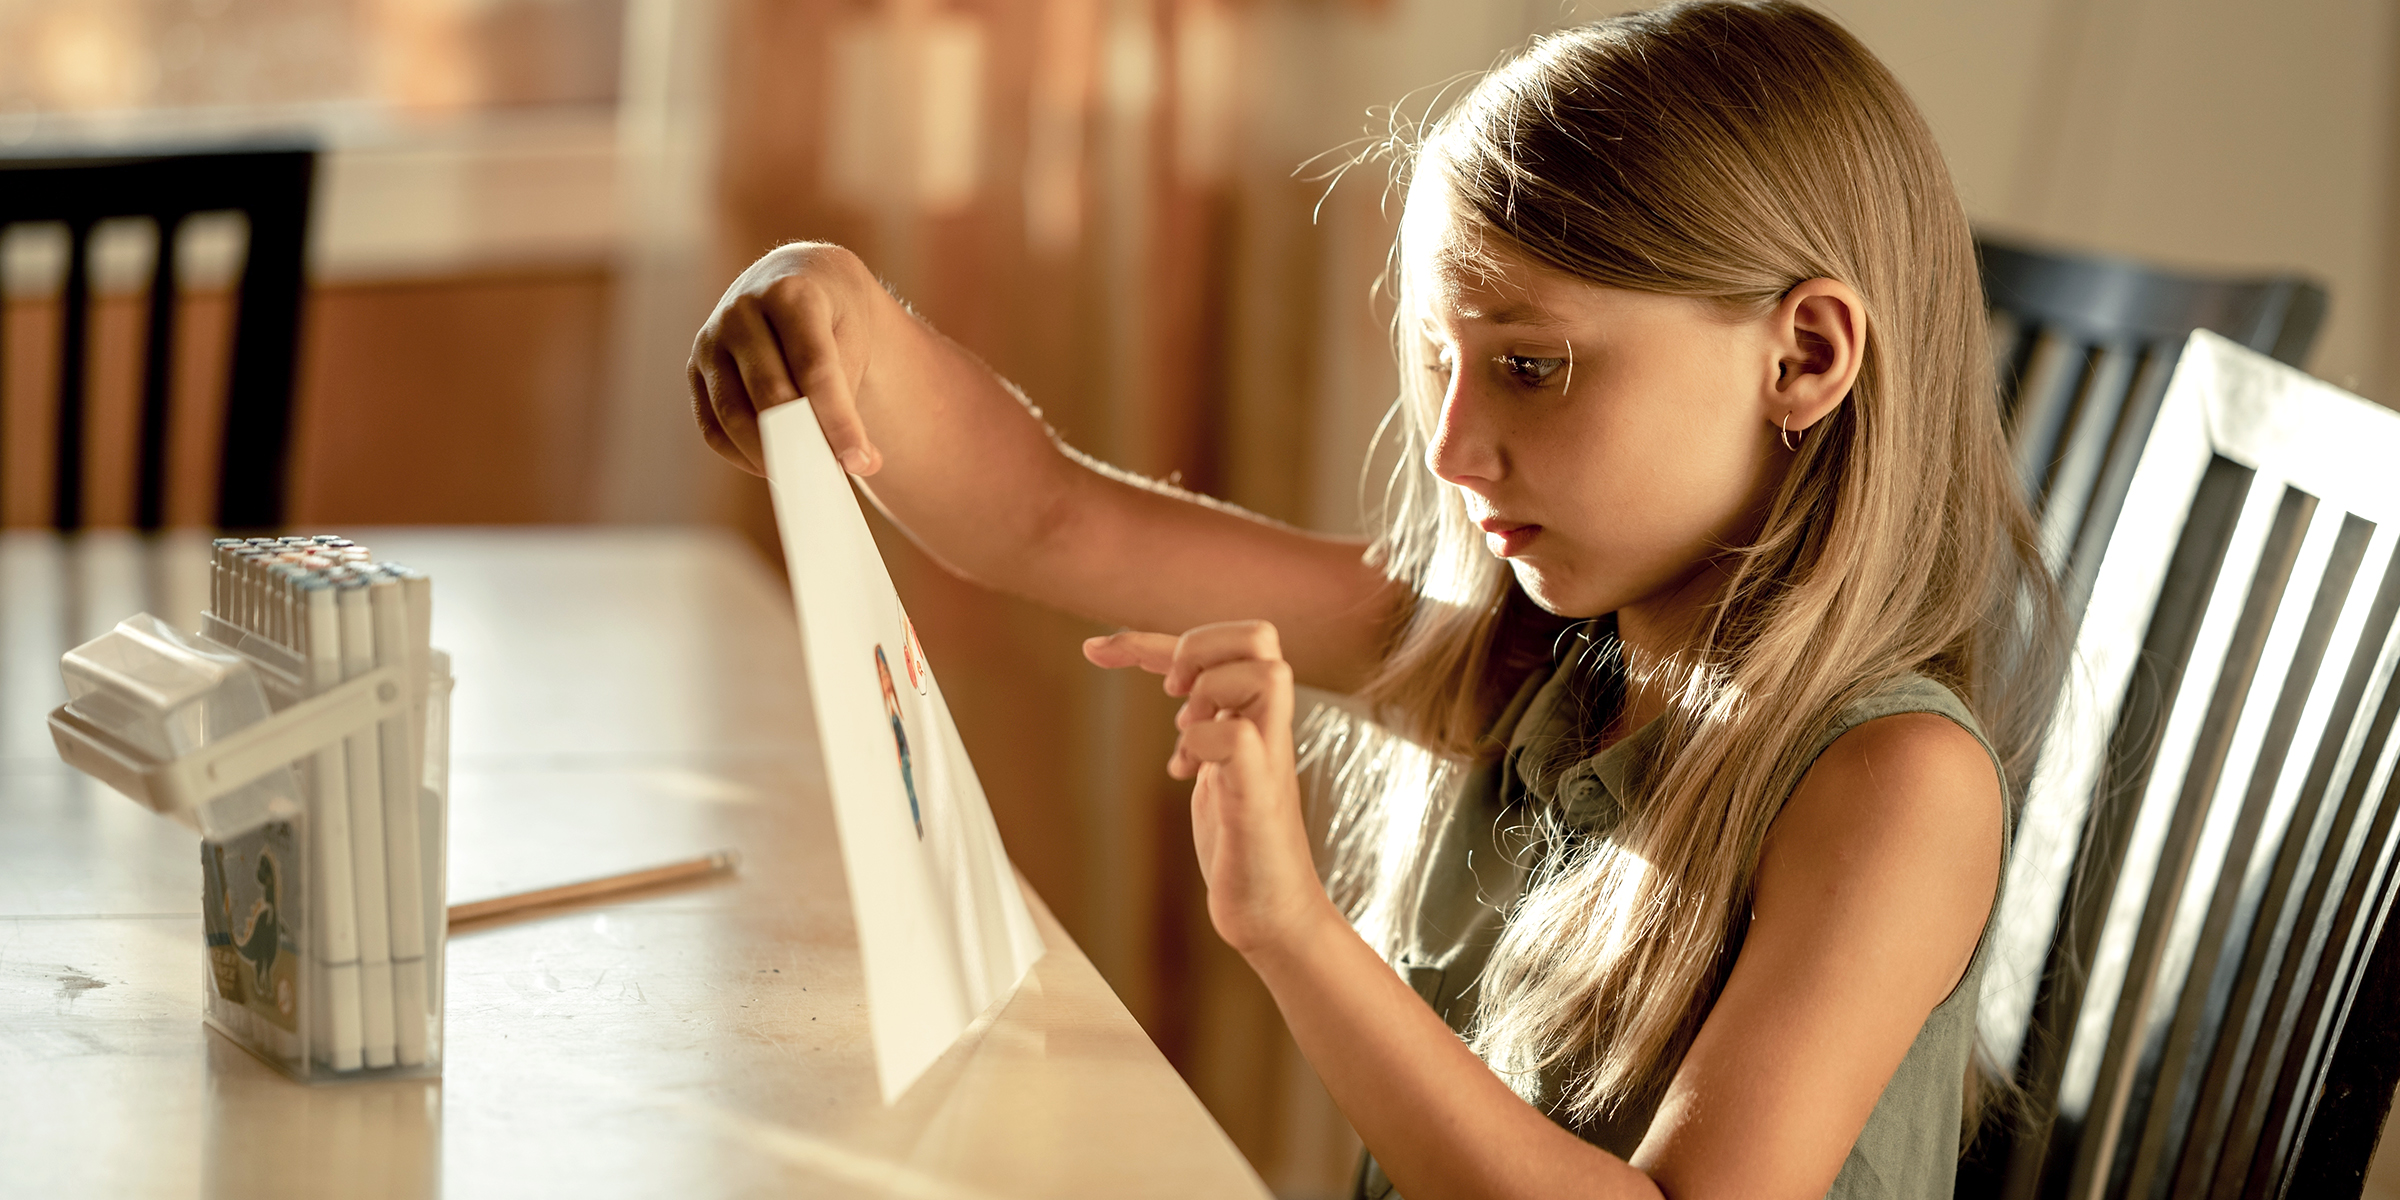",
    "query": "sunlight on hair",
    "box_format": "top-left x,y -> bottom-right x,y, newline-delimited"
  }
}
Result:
1674,657 -> 1747,729
1417,531 -> 1489,609
1299,704 -> 1457,958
